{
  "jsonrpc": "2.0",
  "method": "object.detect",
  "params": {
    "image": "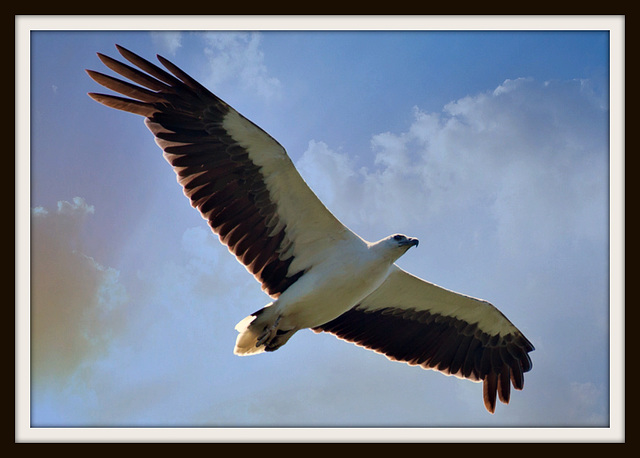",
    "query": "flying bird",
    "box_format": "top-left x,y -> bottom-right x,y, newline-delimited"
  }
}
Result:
87,45 -> 534,414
